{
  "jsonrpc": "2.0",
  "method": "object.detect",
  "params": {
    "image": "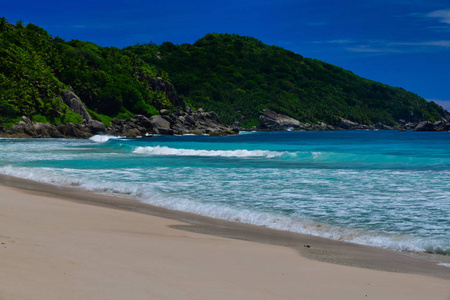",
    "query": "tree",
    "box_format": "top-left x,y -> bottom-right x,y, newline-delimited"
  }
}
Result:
15,19 -> 24,28
0,17 -> 9,32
